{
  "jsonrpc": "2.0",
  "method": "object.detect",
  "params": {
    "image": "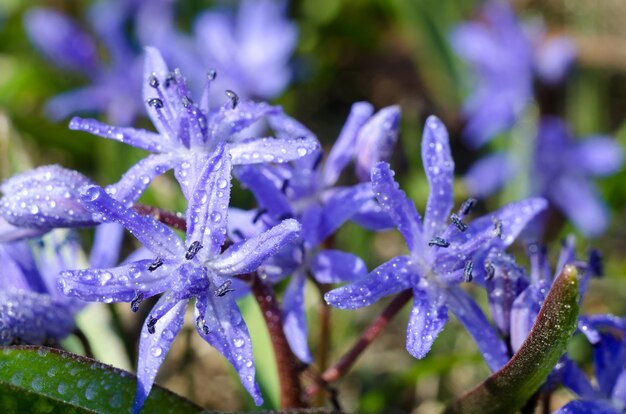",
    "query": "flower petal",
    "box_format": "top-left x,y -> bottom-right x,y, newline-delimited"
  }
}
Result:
69,117 -> 167,153
311,250 -> 367,284
133,299 -> 187,414
185,147 -> 232,259
371,162 -> 423,254
464,153 -> 516,198
553,400 -> 621,414
80,185 -> 185,258
235,165 -> 292,219
195,292 -> 262,405
0,217 -> 47,242
316,183 -> 373,245
611,368 -> 626,410
446,286 -> 509,371
282,270 -> 312,363
422,116 -> 455,241
1,165 -> 94,228
324,256 -> 413,310
556,358 -> 602,400
593,332 -> 626,397
406,285 -> 448,359
58,260 -> 174,302
210,219 -> 301,276
355,105 -> 401,182
574,136 -> 624,177
89,223 -> 125,269
229,136 -> 319,165
350,199 -> 395,231
323,102 -> 374,186
510,281 -> 547,353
